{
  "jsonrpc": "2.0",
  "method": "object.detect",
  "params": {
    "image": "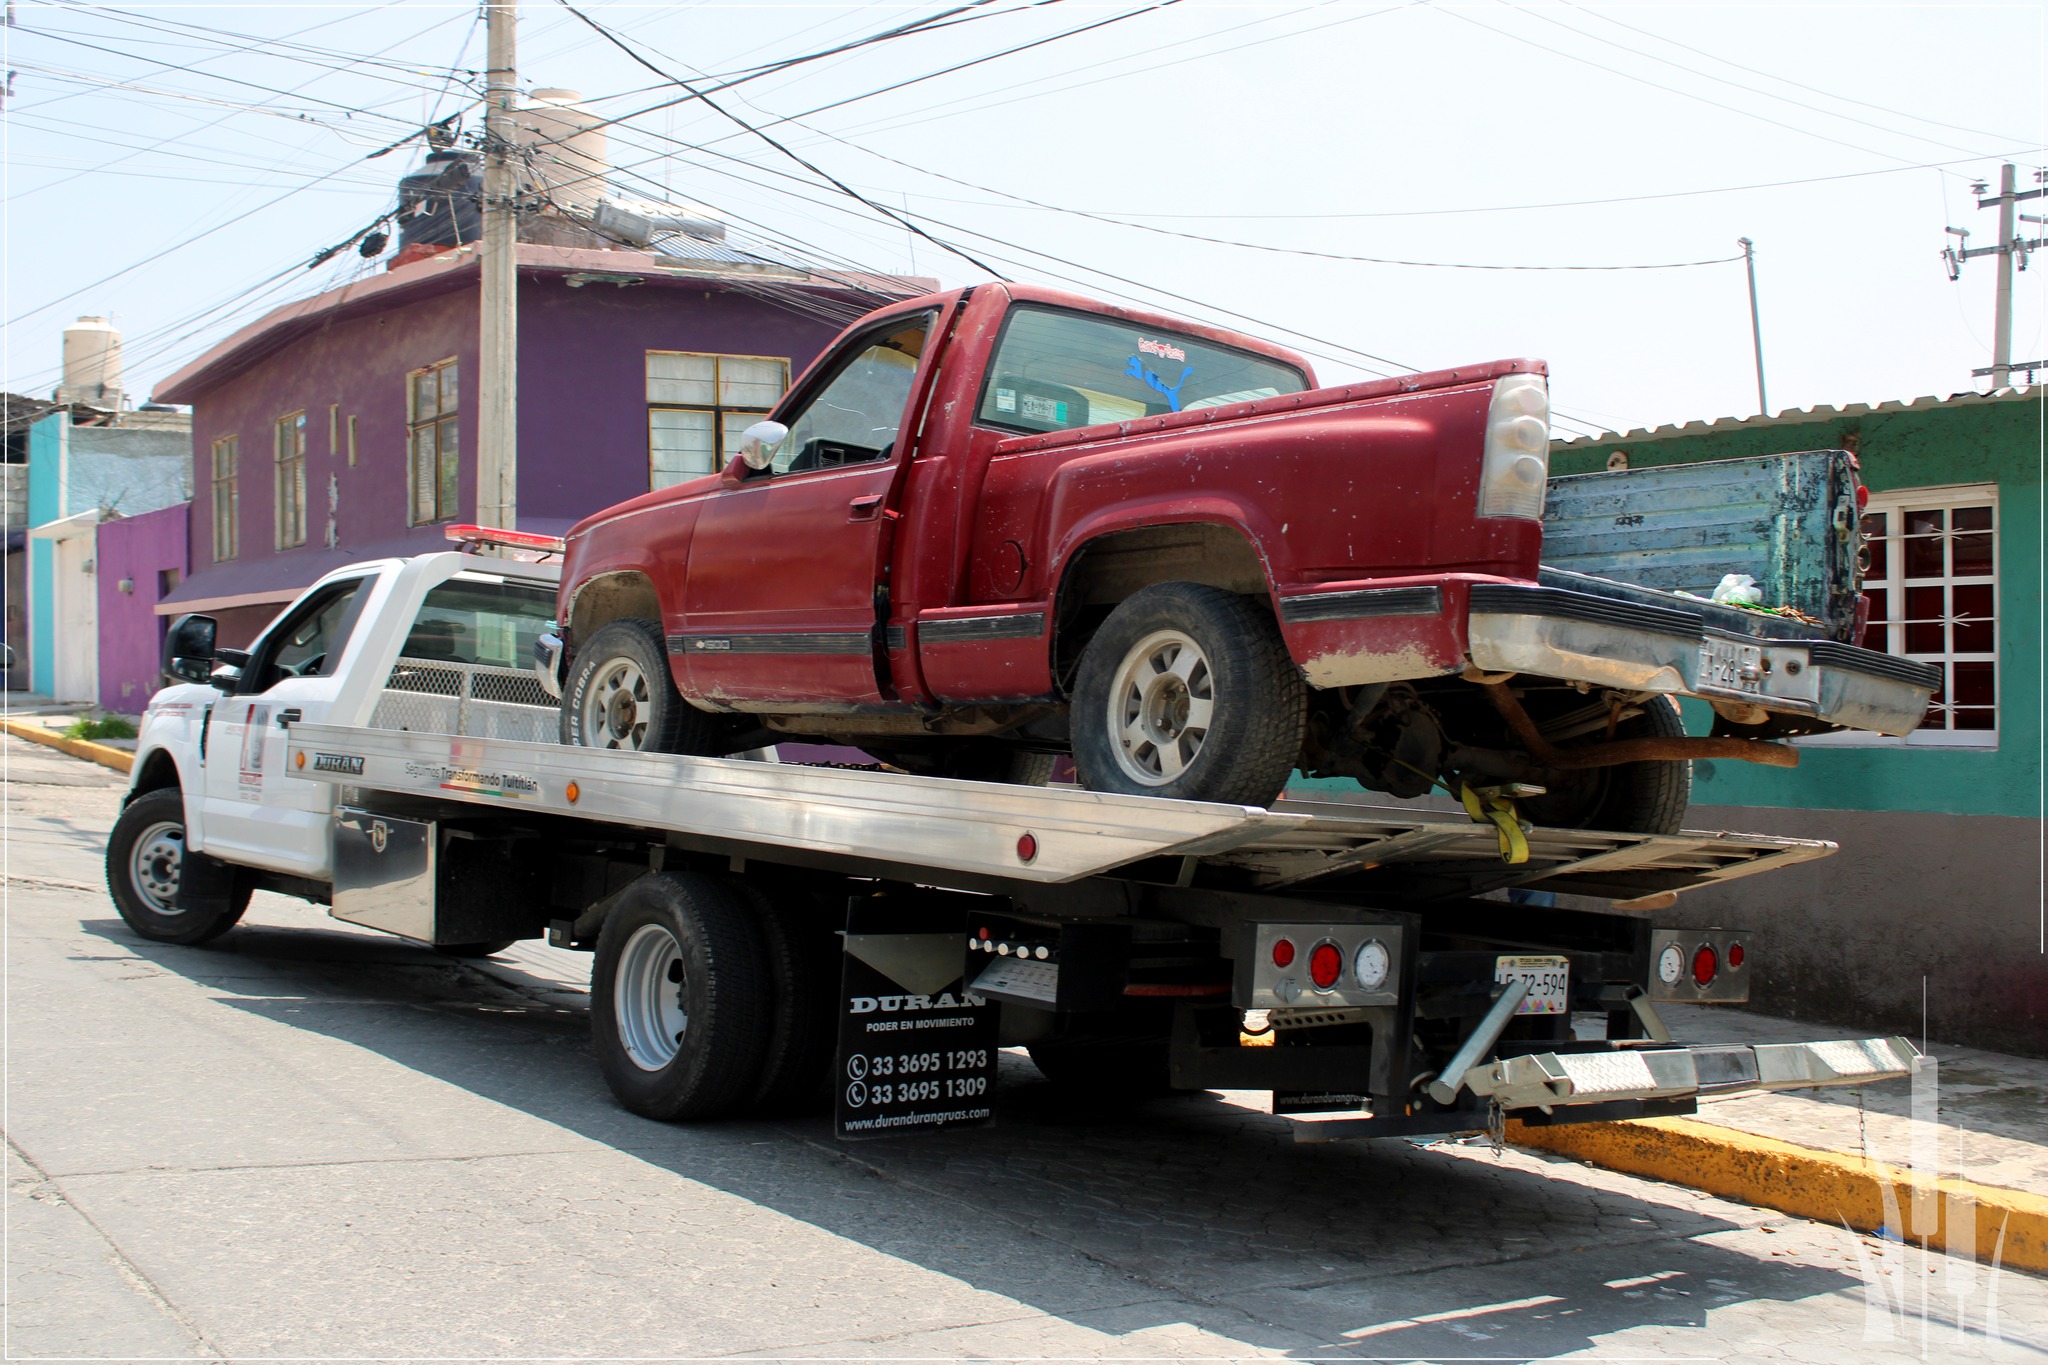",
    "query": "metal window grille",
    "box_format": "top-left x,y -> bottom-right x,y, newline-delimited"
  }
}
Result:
1856,484 -> 1997,743
370,656 -> 557,742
